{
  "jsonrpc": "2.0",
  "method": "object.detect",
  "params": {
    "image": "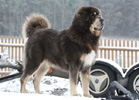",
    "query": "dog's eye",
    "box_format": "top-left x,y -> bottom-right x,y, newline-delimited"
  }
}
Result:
94,12 -> 97,15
